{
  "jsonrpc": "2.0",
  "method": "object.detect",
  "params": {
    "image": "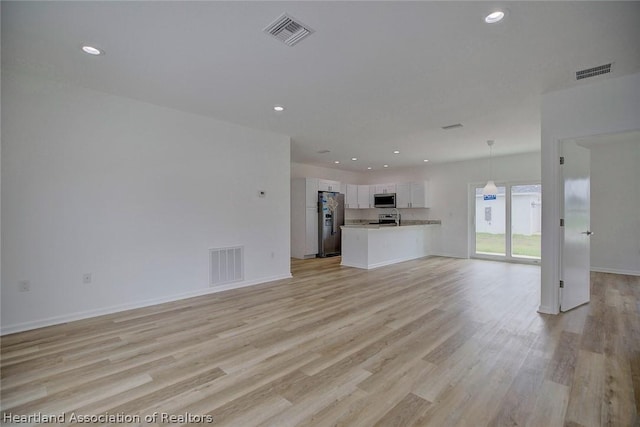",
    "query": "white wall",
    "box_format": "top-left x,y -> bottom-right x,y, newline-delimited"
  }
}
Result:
291,162 -> 363,184
590,138 -> 640,275
1,71 -> 292,334
540,72 -> 640,314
